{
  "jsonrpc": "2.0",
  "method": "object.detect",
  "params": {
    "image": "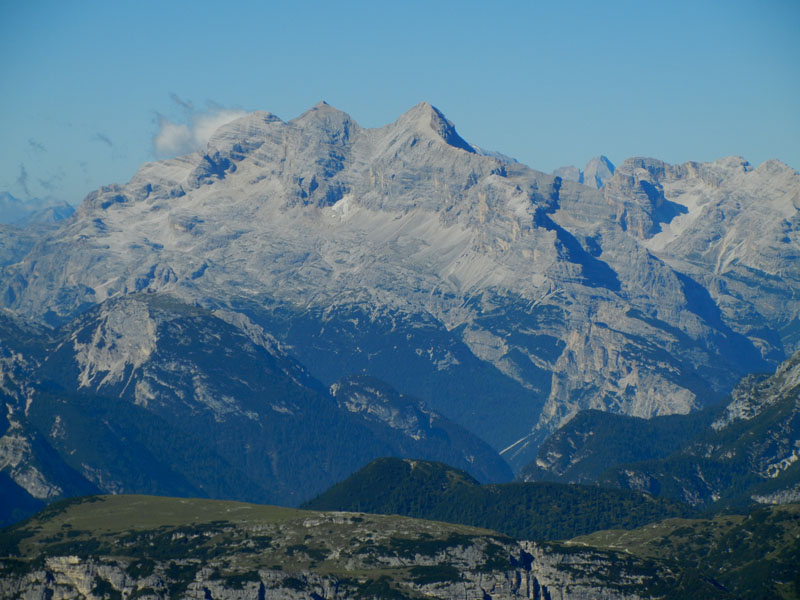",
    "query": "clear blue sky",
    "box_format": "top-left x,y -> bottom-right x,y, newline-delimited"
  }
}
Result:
2,0 -> 798,205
